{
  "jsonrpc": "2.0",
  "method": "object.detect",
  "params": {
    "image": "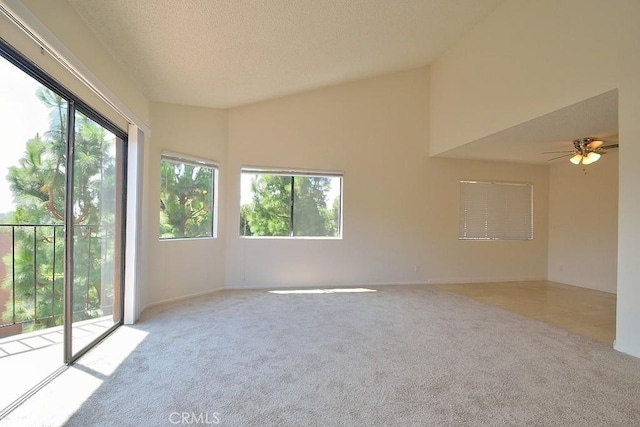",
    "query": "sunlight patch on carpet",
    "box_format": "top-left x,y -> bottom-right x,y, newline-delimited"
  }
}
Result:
268,288 -> 377,294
